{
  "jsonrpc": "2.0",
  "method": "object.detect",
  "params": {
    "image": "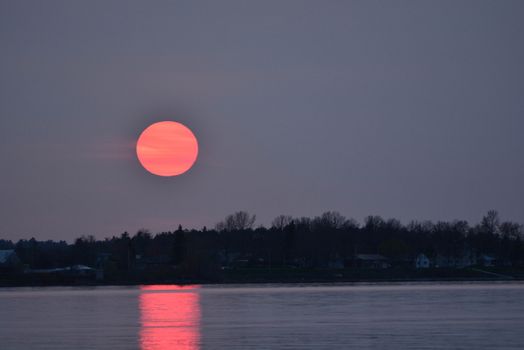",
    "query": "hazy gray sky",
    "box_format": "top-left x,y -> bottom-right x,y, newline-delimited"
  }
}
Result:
1,1 -> 523,241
